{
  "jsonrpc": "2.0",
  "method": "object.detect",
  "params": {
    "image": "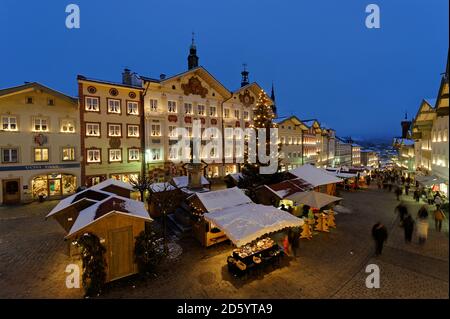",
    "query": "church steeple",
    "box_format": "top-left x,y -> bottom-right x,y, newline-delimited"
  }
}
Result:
188,32 -> 199,70
240,63 -> 249,87
270,82 -> 277,116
